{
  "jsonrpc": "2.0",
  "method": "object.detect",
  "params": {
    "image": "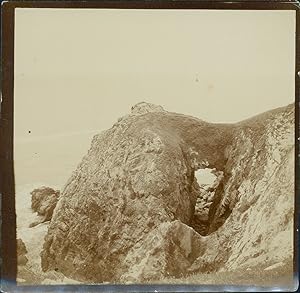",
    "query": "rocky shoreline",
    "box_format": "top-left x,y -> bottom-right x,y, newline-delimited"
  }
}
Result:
17,102 -> 295,286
